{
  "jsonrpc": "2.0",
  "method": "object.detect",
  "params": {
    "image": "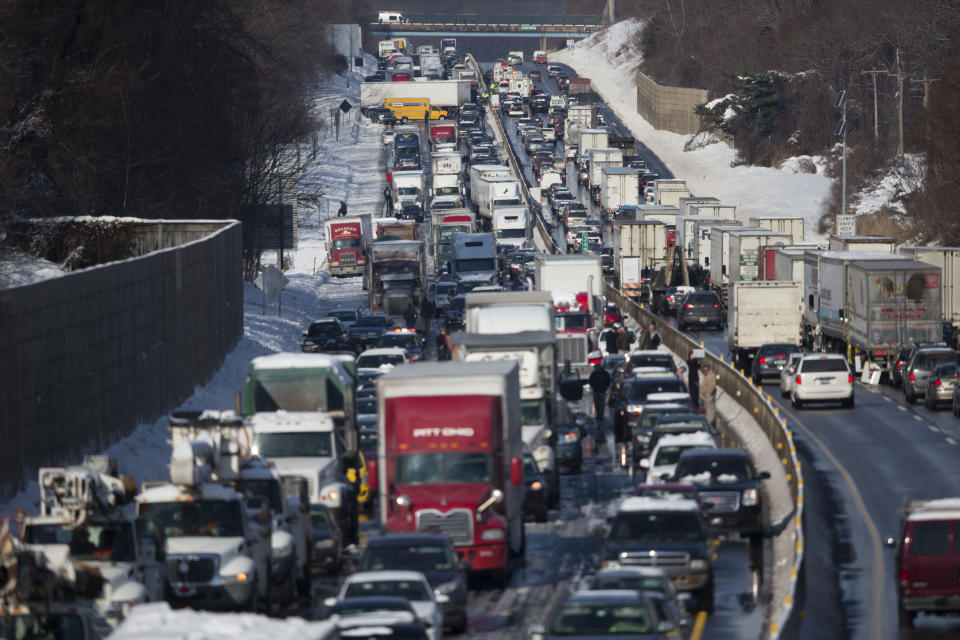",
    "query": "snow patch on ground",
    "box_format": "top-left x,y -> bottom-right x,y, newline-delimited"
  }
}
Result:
0,58 -> 383,515
109,602 -> 336,639
0,244 -> 65,287
851,153 -> 924,216
550,19 -> 834,243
